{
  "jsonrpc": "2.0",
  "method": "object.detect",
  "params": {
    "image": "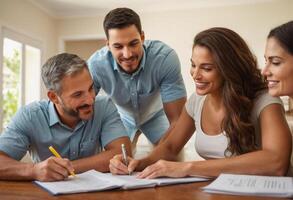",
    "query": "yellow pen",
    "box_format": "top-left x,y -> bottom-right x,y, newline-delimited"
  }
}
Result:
48,146 -> 75,176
